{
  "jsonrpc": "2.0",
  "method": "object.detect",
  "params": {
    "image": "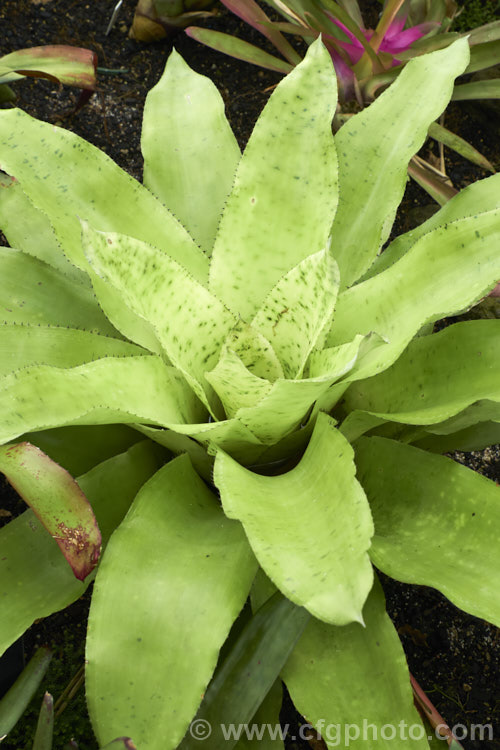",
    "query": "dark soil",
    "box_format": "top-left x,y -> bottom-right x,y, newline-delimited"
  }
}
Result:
0,1 -> 499,749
